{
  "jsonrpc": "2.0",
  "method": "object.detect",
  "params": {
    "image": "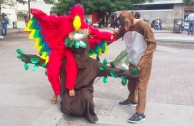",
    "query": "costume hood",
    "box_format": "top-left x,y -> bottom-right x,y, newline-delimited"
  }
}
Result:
118,10 -> 134,31
69,4 -> 84,30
